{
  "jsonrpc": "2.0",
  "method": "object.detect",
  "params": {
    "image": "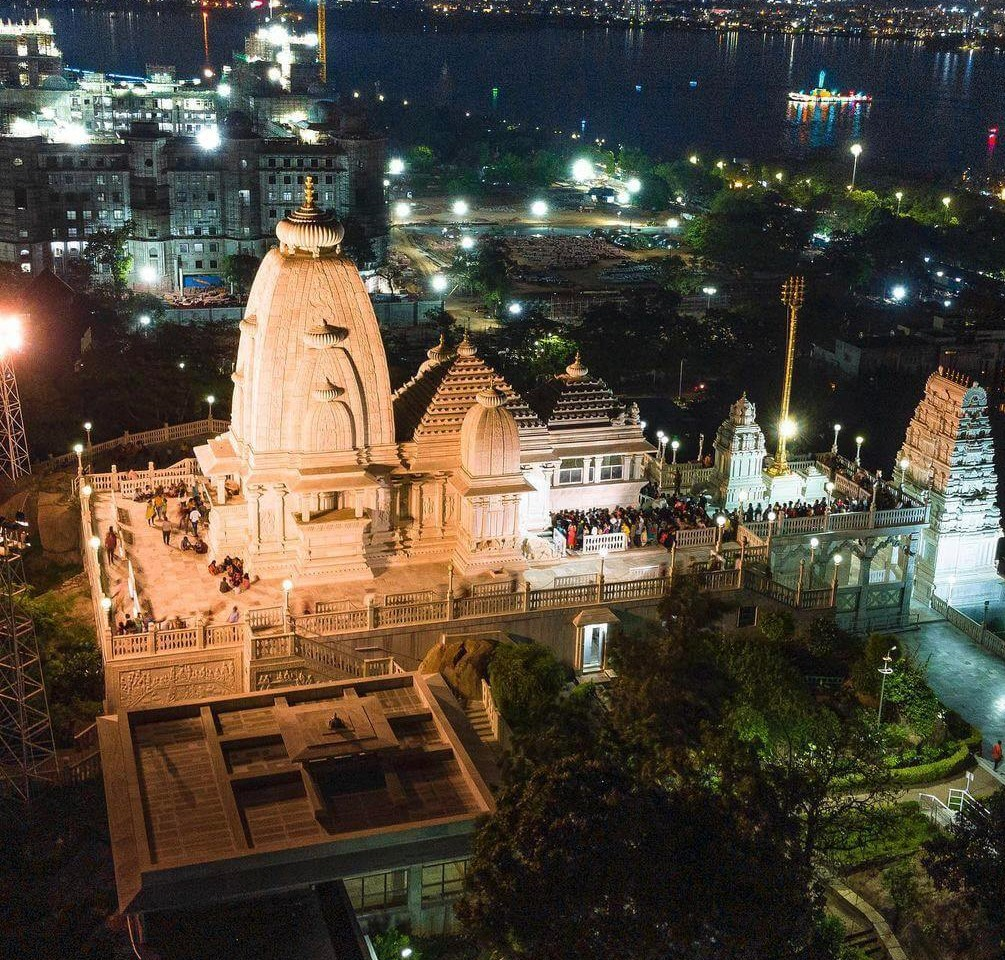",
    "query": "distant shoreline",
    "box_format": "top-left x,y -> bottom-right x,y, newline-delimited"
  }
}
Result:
6,1 -> 990,51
